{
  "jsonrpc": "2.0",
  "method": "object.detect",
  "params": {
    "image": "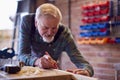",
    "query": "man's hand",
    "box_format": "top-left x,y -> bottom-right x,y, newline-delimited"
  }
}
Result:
41,52 -> 58,69
34,52 -> 58,69
66,69 -> 90,76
